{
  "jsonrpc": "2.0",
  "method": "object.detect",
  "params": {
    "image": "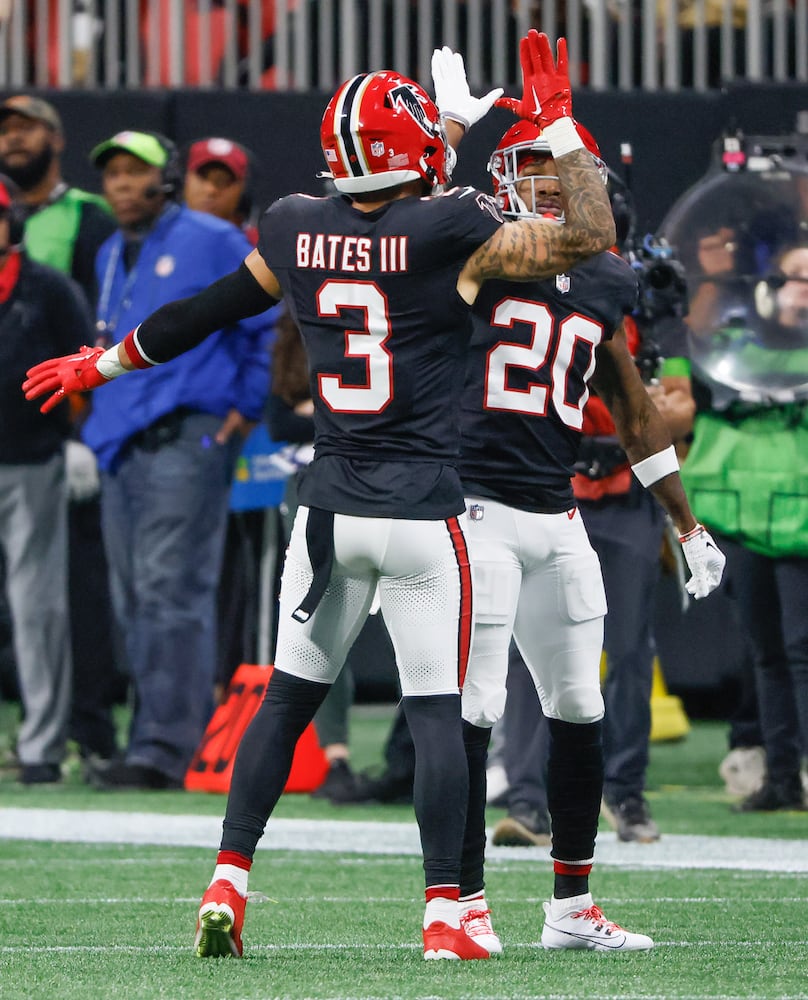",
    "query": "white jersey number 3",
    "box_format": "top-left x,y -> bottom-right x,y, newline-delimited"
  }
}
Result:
484,297 -> 603,430
317,280 -> 393,413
